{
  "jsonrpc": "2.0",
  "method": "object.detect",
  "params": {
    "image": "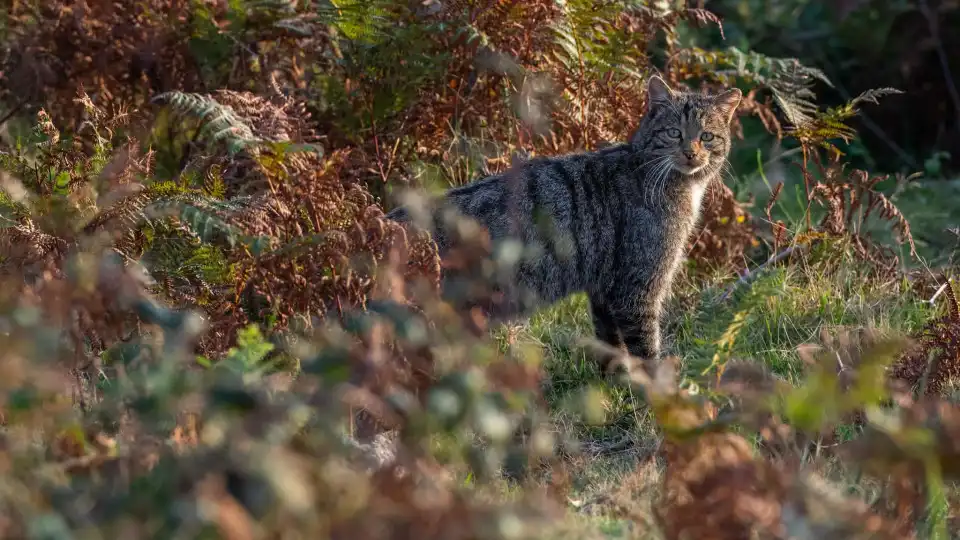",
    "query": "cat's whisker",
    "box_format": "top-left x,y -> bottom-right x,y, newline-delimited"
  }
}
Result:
647,163 -> 663,208
651,159 -> 672,211
645,162 -> 659,207
639,155 -> 670,207
723,160 -> 737,181
634,154 -> 670,176
645,160 -> 664,208
718,159 -> 737,187
657,163 -> 672,211
635,156 -> 665,180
